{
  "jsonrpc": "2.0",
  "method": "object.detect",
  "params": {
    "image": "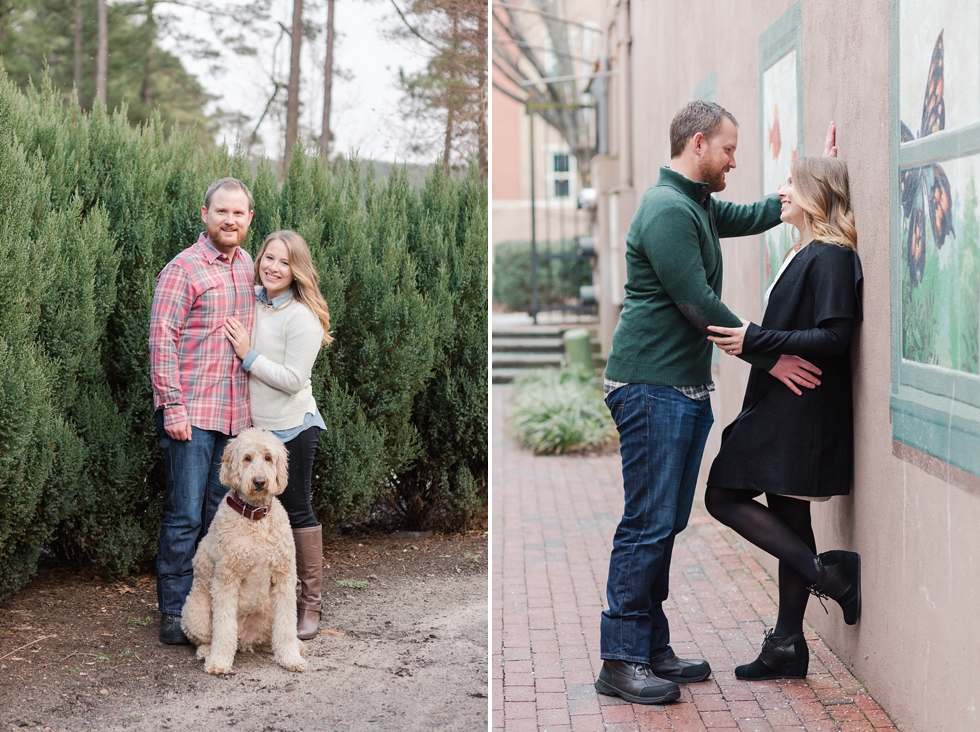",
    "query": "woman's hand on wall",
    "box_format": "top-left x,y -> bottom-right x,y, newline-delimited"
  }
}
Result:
823,121 -> 837,157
